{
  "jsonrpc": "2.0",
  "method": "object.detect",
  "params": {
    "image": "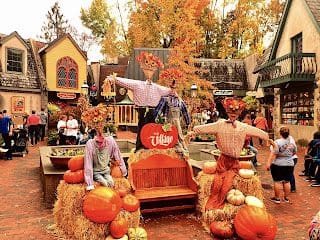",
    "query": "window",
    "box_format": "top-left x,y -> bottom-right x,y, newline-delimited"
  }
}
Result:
291,33 -> 303,73
281,90 -> 314,126
56,57 -> 78,89
6,48 -> 23,73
